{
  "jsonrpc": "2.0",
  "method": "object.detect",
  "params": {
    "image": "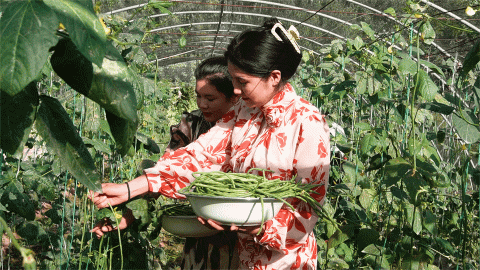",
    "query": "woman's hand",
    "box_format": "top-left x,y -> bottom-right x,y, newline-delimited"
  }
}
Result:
90,183 -> 129,209
90,175 -> 150,209
197,217 -> 264,235
91,209 -> 135,239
